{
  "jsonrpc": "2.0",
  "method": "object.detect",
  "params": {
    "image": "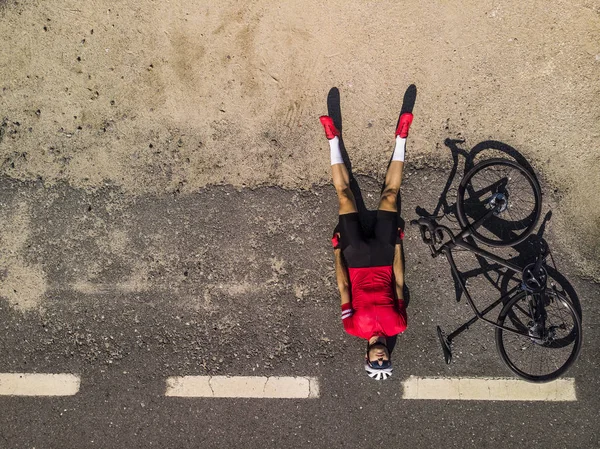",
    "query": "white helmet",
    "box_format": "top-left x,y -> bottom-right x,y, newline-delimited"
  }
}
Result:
364,362 -> 393,380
